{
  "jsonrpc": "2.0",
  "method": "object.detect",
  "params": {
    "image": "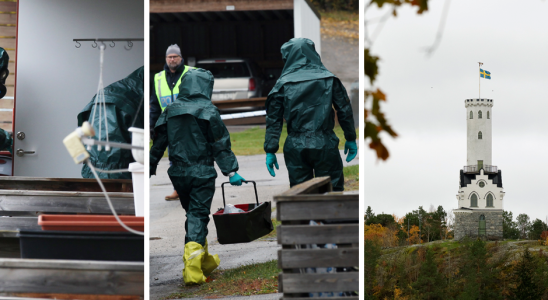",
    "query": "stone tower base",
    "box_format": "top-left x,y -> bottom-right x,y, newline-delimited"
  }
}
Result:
454,209 -> 503,240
